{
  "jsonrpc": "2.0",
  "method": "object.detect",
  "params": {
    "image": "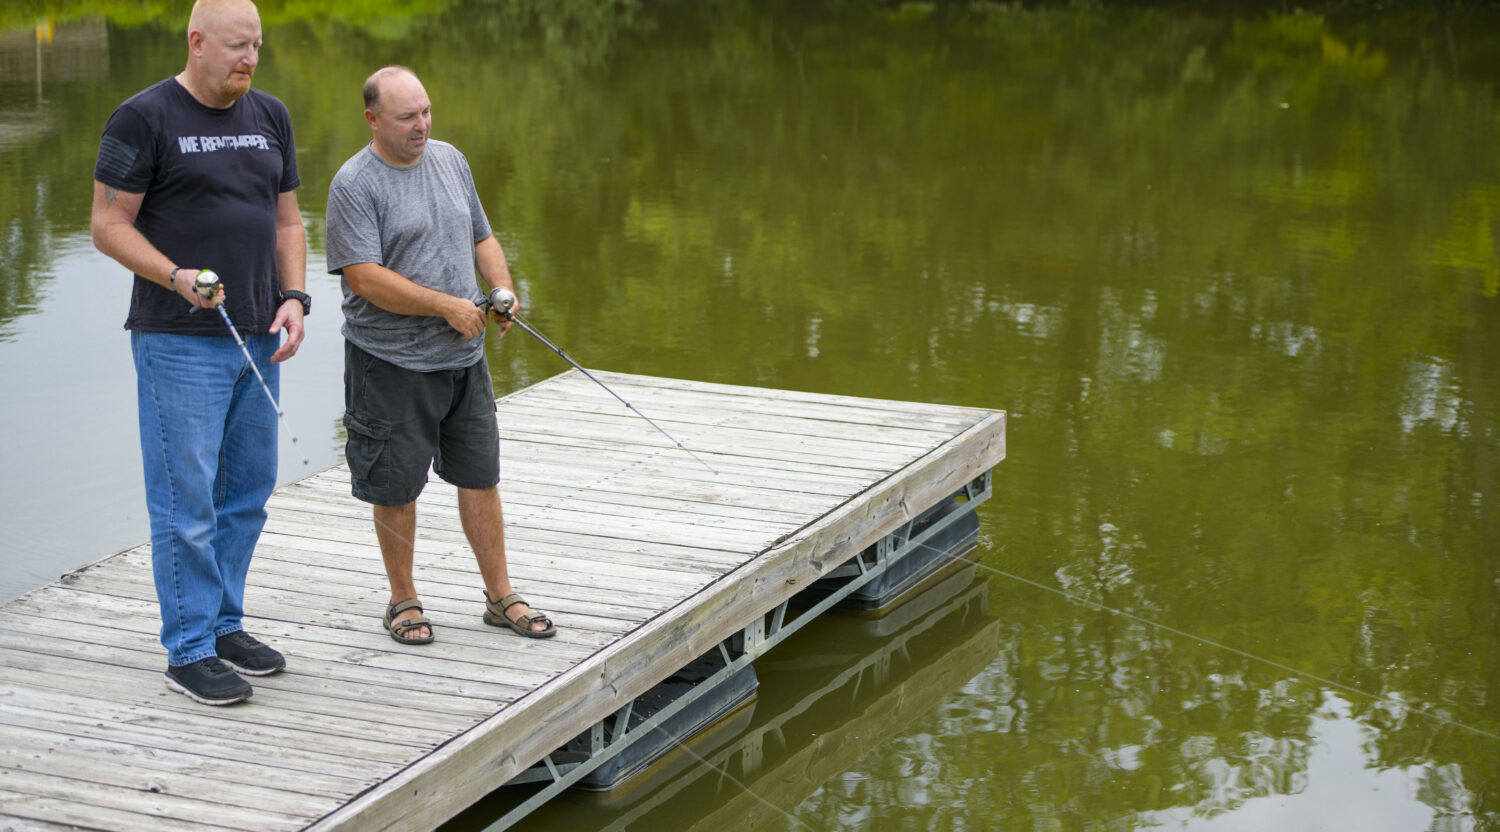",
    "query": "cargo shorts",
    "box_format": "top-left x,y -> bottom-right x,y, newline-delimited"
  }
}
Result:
343,340 -> 501,506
